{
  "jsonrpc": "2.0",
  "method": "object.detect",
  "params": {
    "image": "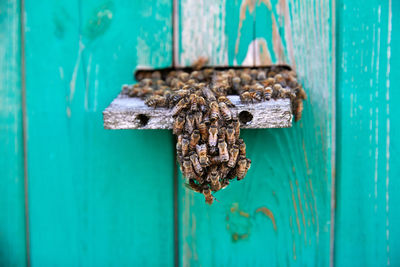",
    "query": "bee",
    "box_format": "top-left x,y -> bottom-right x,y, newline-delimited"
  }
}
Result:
171,89 -> 189,104
202,68 -> 214,80
218,139 -> 229,162
194,112 -> 203,127
236,156 -> 248,180
218,126 -> 227,141
192,56 -> 208,70
220,163 -> 230,179
264,86 -> 273,100
137,86 -> 153,98
240,73 -> 252,85
295,86 -> 307,100
232,76 -> 241,92
226,126 -> 235,145
181,136 -> 189,156
274,74 -> 286,86
209,170 -> 221,191
257,70 -> 267,80
209,155 -> 221,165
227,144 -> 239,168
197,96 -> 207,112
190,70 -> 204,81
189,130 -> 200,150
240,91 -> 252,103
202,86 -> 216,102
198,122 -> 209,141
151,71 -> 162,80
171,97 -> 189,116
221,179 -> 230,190
183,156 -> 195,179
218,102 -> 232,121
185,179 -> 202,193
238,139 -> 246,157
202,188 -> 214,205
249,90 -> 263,102
189,94 -> 199,112
139,78 -> 152,87
218,96 -> 235,107
261,77 -> 275,87
209,101 -> 220,121
176,134 -> 183,151
208,125 -> 218,147
185,114 -> 195,134
294,98 -> 304,122
189,151 -> 203,176
232,119 -> 240,139
173,114 -> 185,135
145,95 -> 167,108
178,72 -> 190,82
272,83 -> 283,99
196,144 -> 208,167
